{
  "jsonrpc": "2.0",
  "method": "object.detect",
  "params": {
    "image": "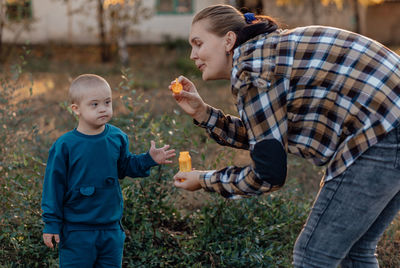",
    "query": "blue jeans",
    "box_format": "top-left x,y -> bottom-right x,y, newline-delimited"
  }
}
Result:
293,125 -> 400,268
